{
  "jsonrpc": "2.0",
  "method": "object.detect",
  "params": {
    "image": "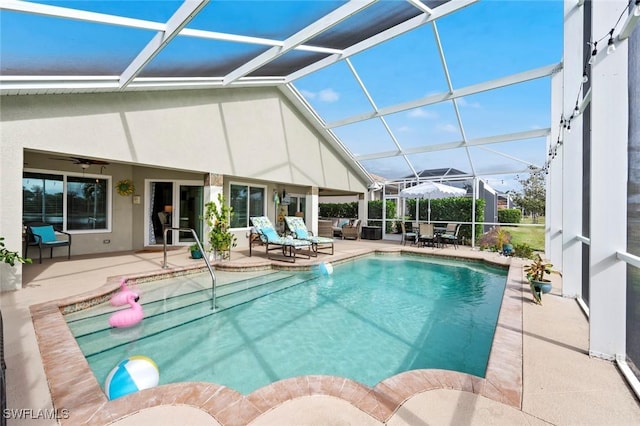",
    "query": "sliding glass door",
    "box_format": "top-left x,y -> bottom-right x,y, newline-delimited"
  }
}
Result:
146,180 -> 203,246
177,185 -> 203,244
